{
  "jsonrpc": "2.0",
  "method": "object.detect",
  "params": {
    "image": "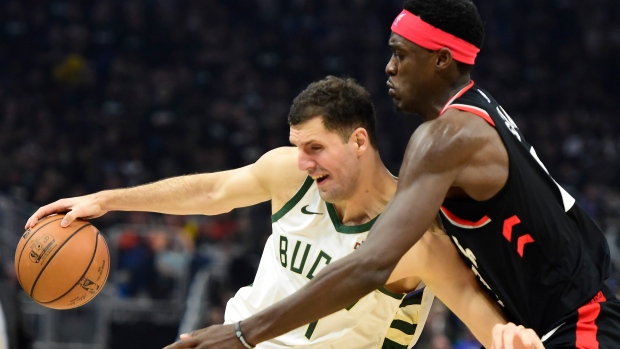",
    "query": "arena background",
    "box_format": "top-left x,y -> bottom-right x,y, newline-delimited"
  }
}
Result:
0,0 -> 619,348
